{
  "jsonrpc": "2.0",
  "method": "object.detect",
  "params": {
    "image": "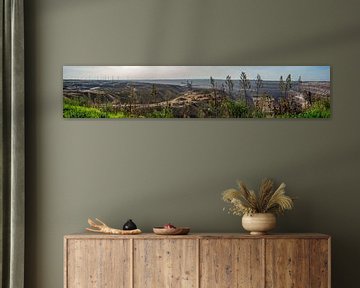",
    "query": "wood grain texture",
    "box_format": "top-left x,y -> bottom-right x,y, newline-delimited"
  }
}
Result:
265,239 -> 310,288
133,239 -> 197,288
310,239 -> 329,288
66,239 -> 131,288
64,234 -> 331,288
200,239 -> 264,288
